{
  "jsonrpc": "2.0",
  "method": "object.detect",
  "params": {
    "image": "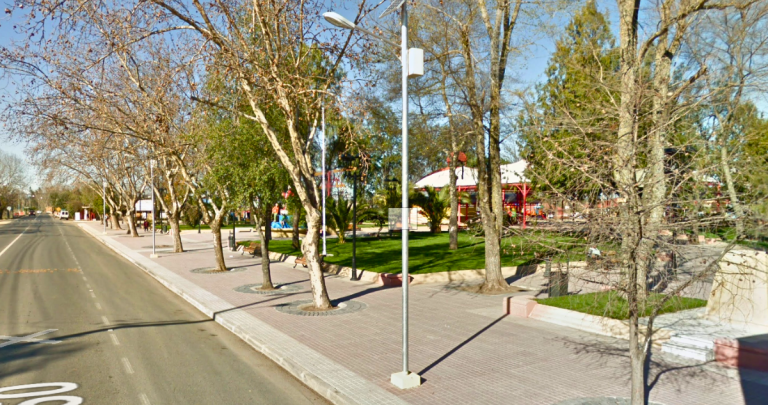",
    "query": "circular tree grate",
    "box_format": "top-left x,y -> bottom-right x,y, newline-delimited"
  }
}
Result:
275,299 -> 367,316
190,266 -> 248,274
234,283 -> 302,295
